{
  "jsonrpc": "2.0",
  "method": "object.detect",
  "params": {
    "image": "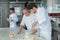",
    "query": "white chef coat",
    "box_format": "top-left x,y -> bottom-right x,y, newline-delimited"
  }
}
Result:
20,13 -> 40,37
35,7 -> 51,32
34,7 -> 51,40
9,13 -> 18,29
20,14 -> 36,30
